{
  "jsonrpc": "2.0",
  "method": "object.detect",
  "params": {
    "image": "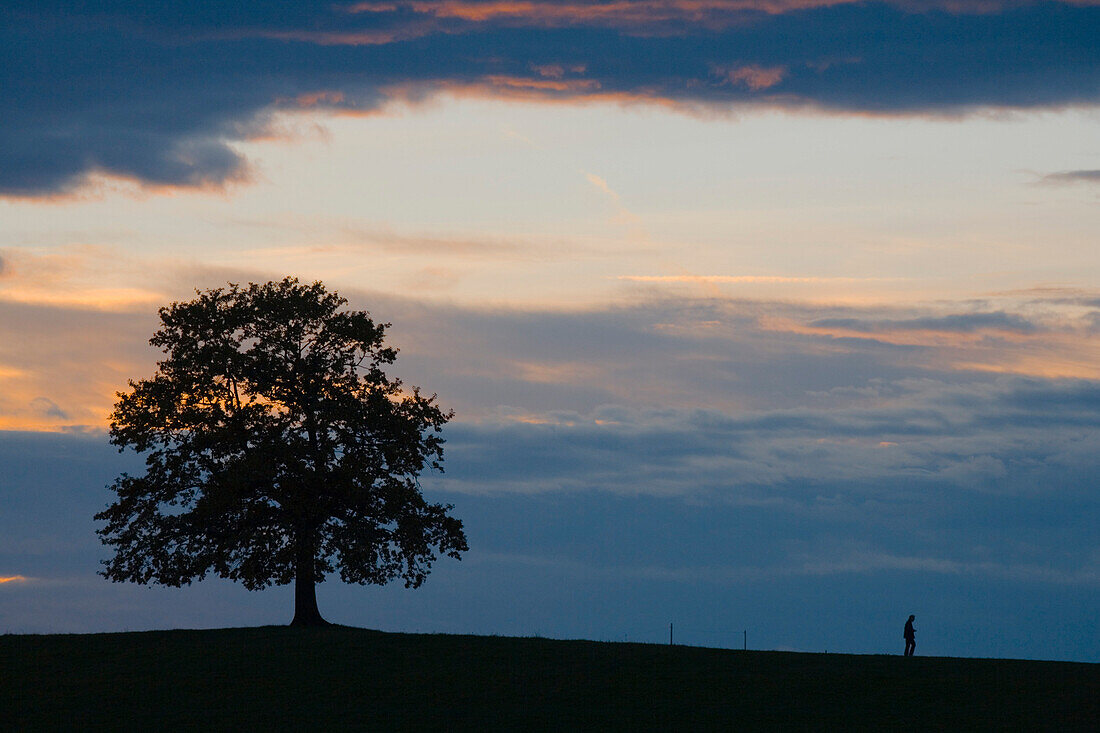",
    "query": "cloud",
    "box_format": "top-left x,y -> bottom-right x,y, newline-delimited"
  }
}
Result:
462,547 -> 1100,588
584,172 -> 619,199
241,230 -> 530,260
716,64 -> 788,90
0,246 -> 168,310
389,291 -> 1100,409
1041,169 -> 1100,184
347,1 -> 1100,29
4,256 -> 1100,432
618,275 -> 889,284
3,1 -> 1099,196
430,378 -> 1100,500
808,311 -> 1040,334
2,426 -> 1097,659
3,276 -> 1099,655
29,398 -> 69,421
345,0 -> 841,27
0,299 -> 158,430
